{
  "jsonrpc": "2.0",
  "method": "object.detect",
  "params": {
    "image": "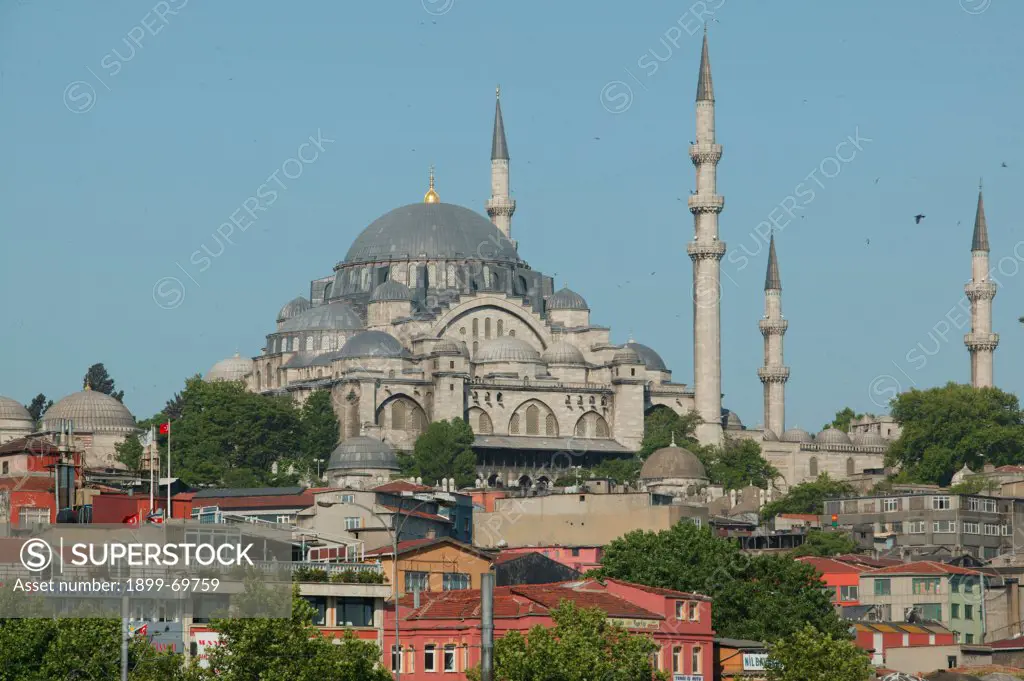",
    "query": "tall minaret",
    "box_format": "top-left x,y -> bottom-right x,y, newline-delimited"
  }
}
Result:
486,86 -> 516,246
965,184 -> 998,388
758,234 -> 789,436
688,26 -> 726,446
